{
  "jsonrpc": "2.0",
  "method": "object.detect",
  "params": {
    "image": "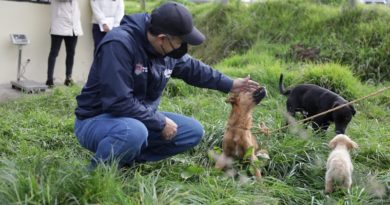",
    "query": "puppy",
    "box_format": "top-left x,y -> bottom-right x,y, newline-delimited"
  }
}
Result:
215,87 -> 267,179
279,74 -> 356,134
325,134 -> 358,193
